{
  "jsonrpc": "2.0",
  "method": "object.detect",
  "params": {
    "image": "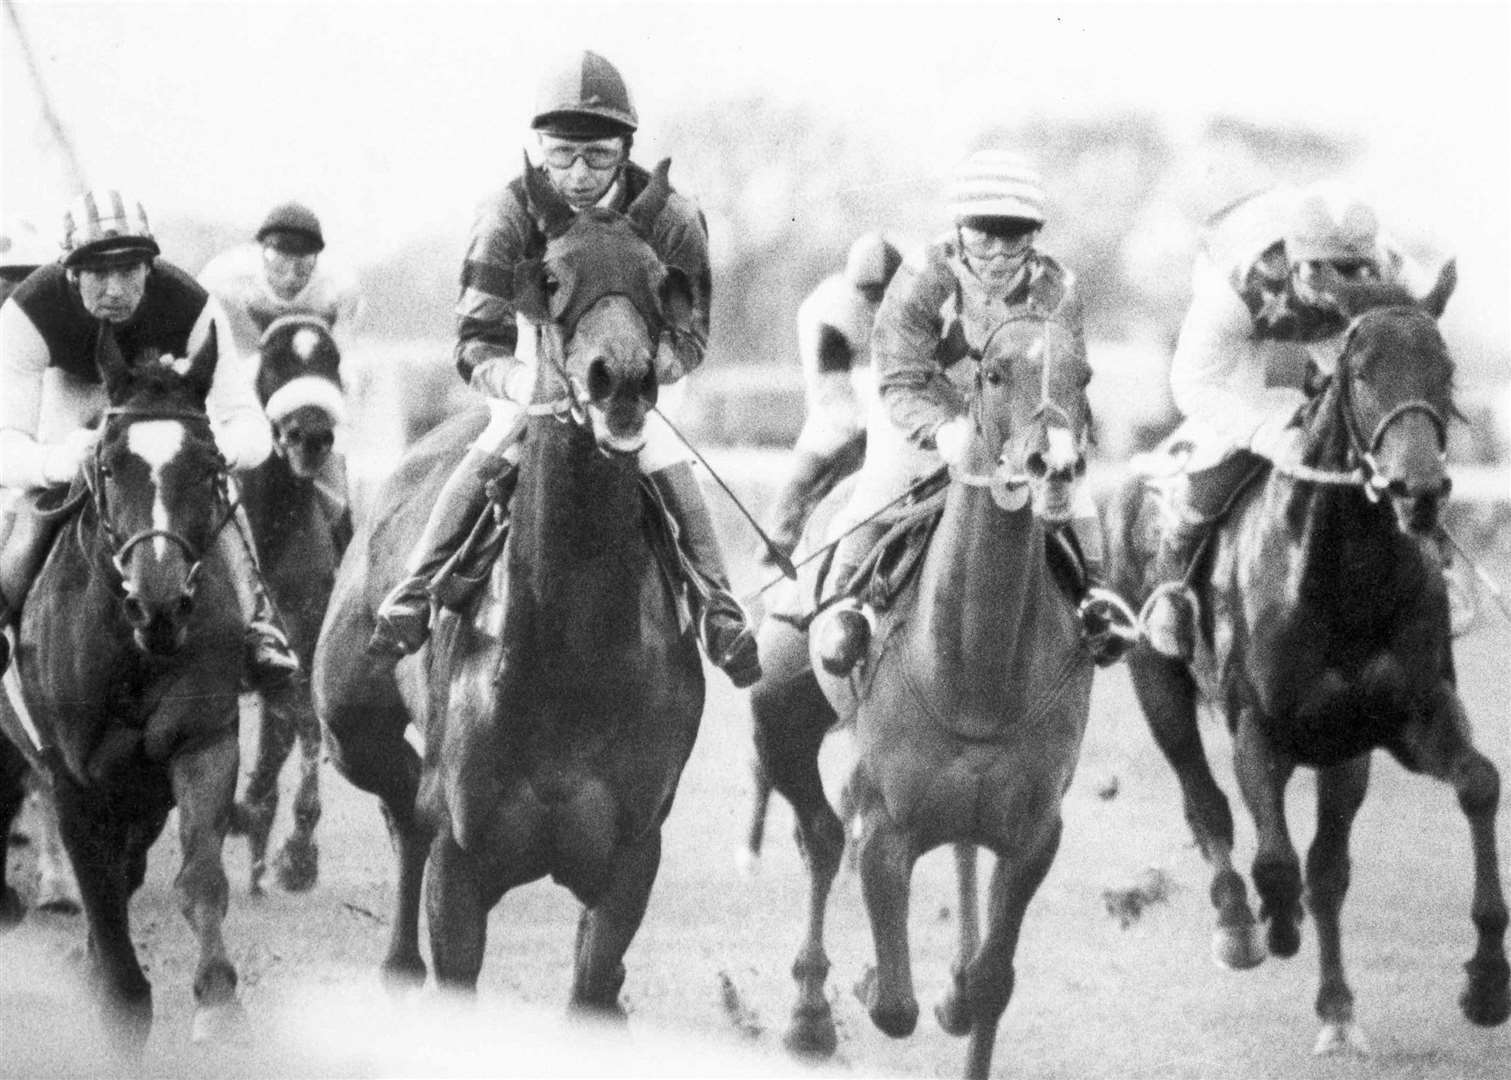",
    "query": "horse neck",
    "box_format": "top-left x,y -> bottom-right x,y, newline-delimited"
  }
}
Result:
506,415 -> 646,633
914,480 -> 1068,691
